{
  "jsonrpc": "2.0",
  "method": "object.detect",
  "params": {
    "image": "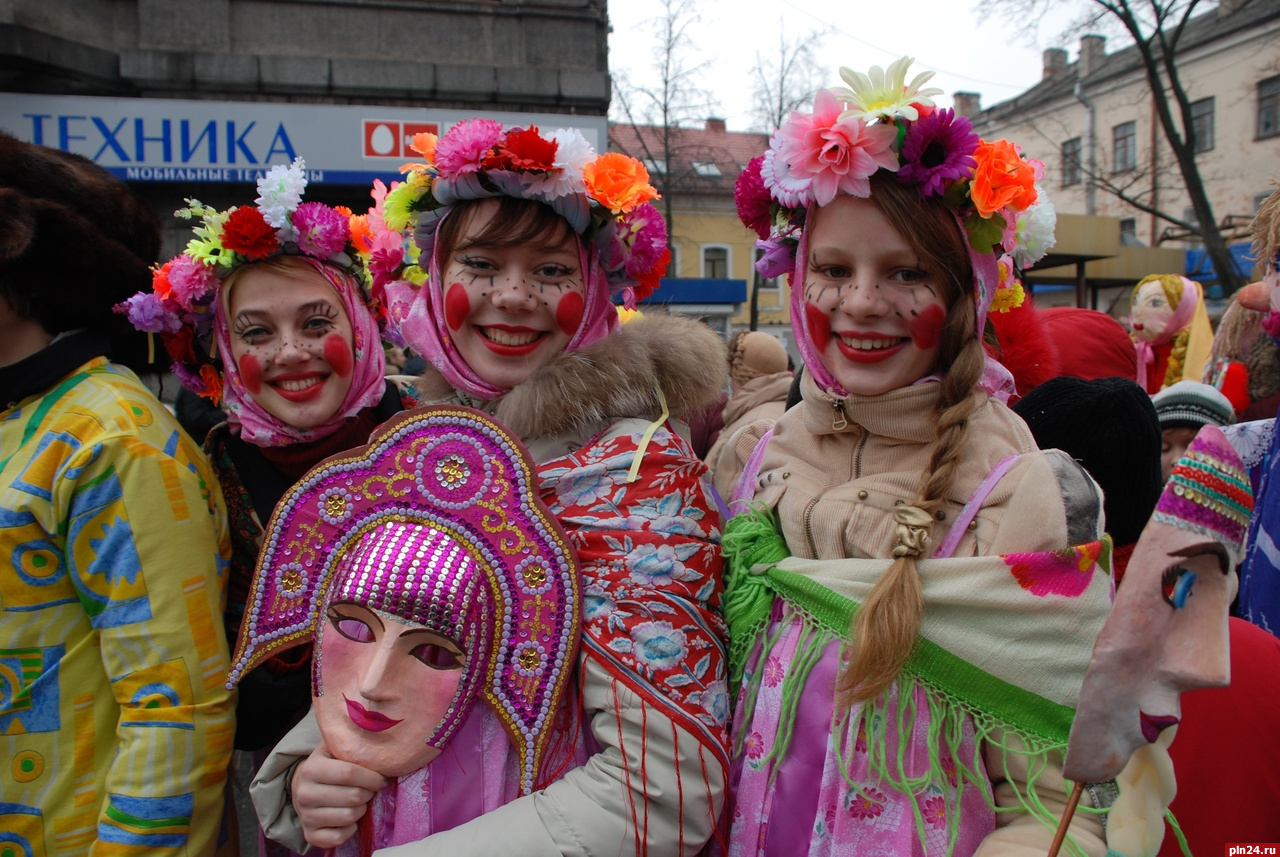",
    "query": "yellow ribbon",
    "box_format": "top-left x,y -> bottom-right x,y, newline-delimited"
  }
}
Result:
626,383 -> 670,484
